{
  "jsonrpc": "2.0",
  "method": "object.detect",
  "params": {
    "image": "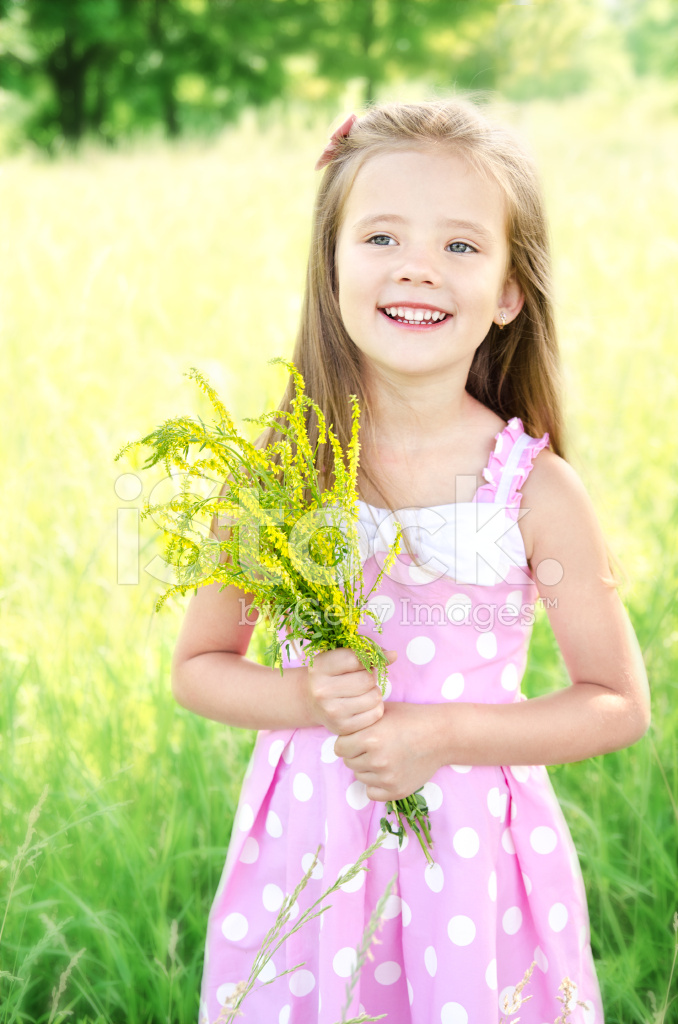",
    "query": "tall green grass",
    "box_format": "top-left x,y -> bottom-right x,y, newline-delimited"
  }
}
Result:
1,85 -> 677,1022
